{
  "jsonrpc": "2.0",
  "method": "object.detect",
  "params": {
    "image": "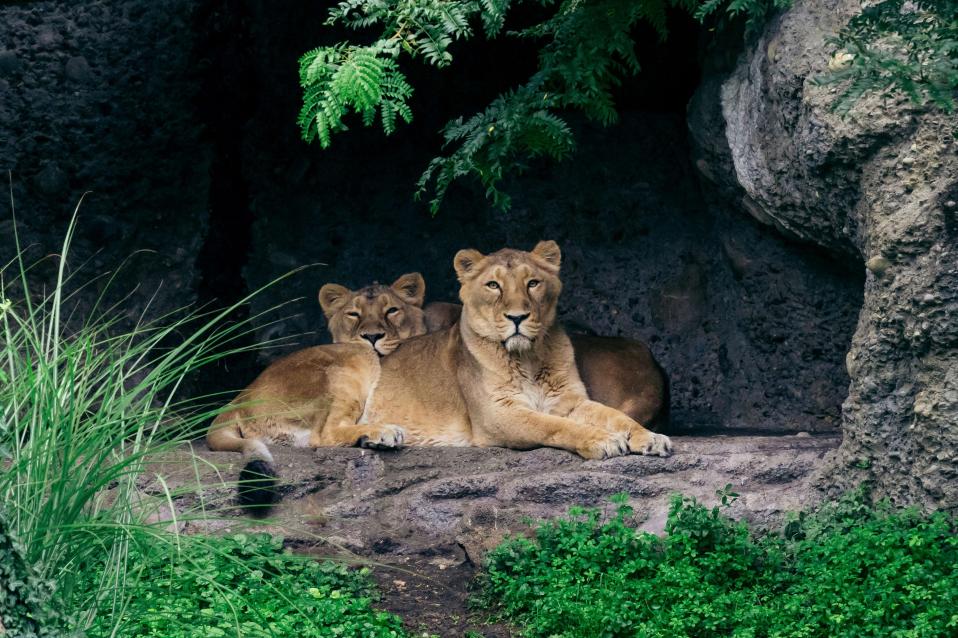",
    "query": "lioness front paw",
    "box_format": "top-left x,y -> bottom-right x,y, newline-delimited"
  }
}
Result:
357,424 -> 406,450
578,431 -> 630,460
632,432 -> 673,457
